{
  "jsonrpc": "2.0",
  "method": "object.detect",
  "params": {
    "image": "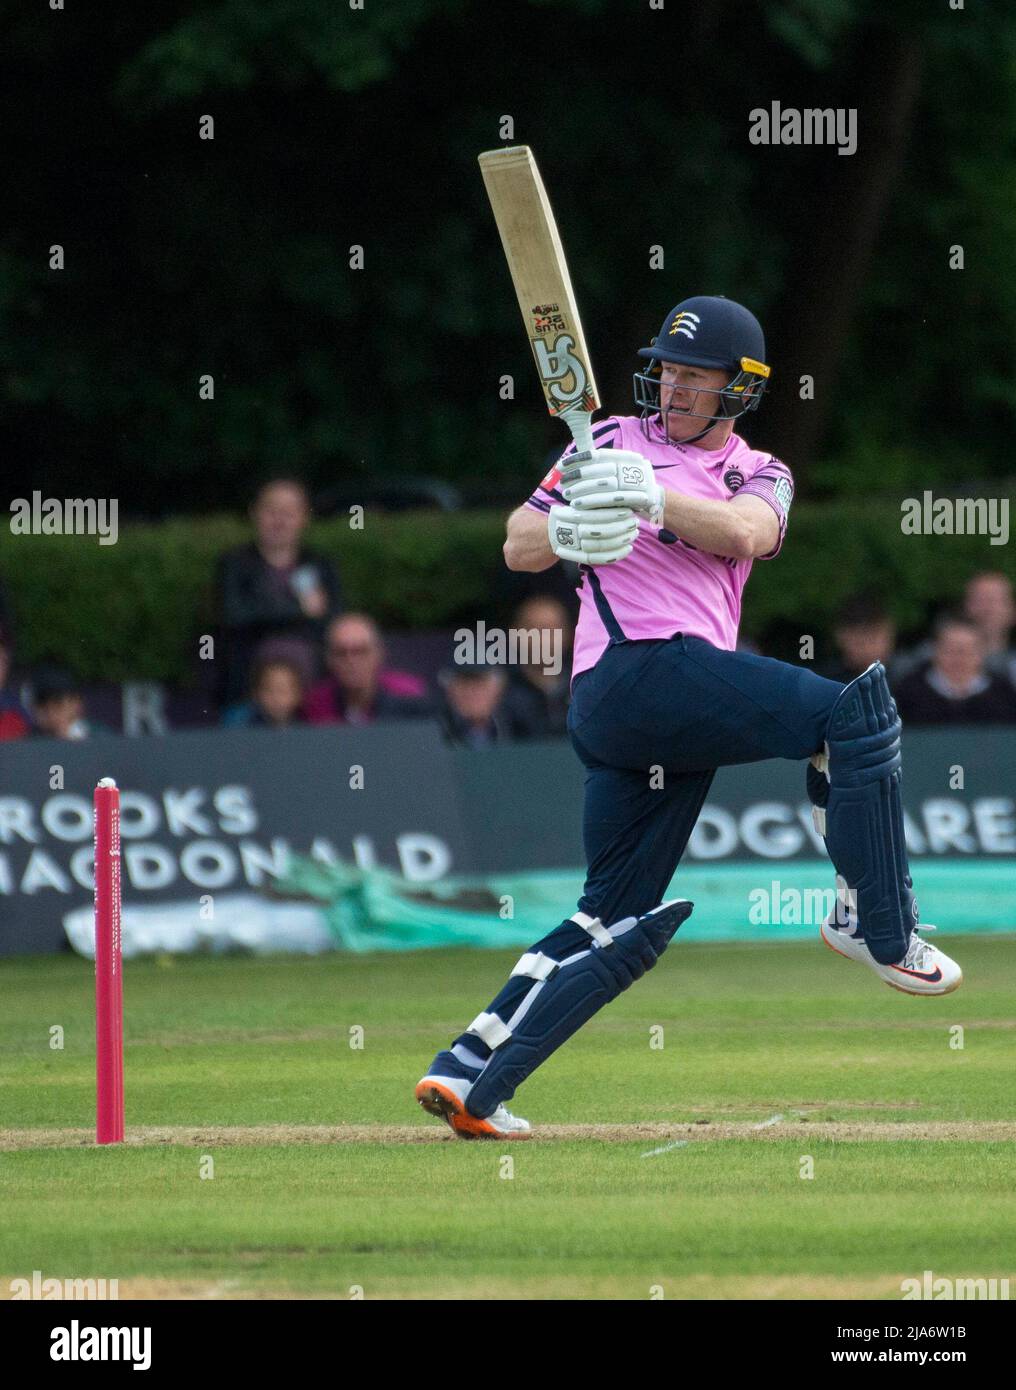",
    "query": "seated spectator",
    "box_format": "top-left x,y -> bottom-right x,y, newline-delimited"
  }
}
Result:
222,657 -> 306,729
963,571 -> 1016,687
500,595 -> 574,739
437,662 -> 512,747
304,614 -> 431,725
818,594 -> 898,684
895,571 -> 1016,685
31,666 -> 97,739
216,478 -> 343,707
0,628 -> 31,740
379,666 -> 429,698
893,615 -> 1016,725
